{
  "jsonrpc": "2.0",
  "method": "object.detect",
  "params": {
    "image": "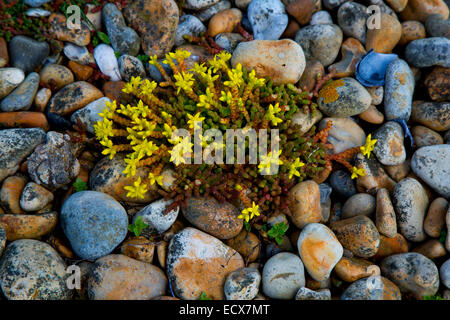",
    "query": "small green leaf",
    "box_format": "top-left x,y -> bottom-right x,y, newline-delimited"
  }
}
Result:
96,31 -> 110,44
244,220 -> 251,232
114,51 -> 121,59
73,178 -> 88,192
439,230 -> 446,244
128,216 -> 149,237
199,291 -> 211,300
92,35 -> 99,47
267,222 -> 289,246
137,54 -> 150,63
423,295 -> 444,300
